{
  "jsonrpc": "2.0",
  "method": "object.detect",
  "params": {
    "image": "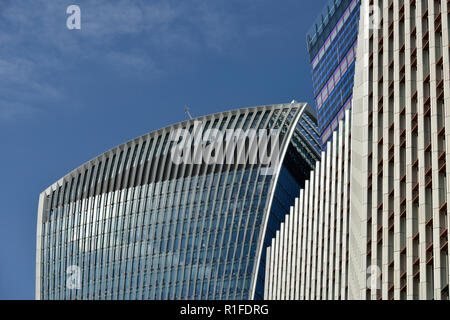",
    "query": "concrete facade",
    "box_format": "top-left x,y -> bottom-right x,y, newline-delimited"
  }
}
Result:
265,0 -> 449,300
349,0 -> 450,300
264,110 -> 351,300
